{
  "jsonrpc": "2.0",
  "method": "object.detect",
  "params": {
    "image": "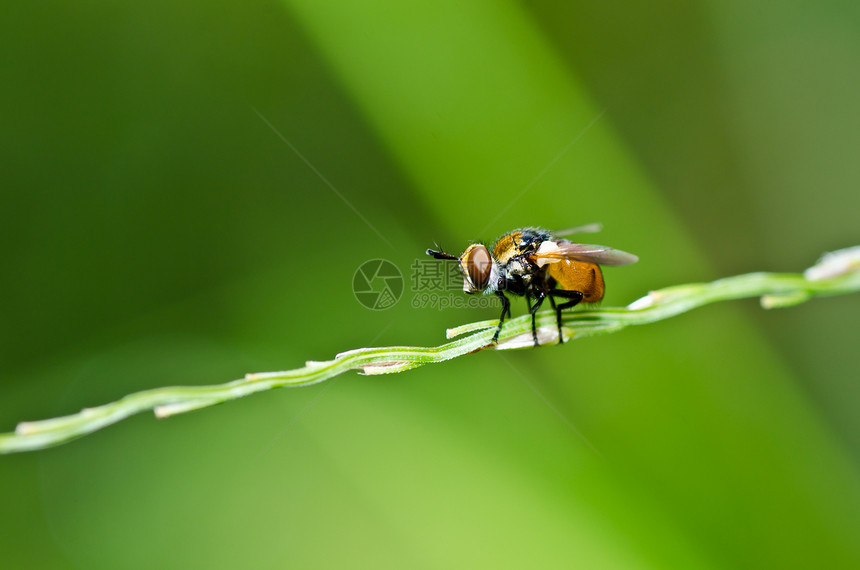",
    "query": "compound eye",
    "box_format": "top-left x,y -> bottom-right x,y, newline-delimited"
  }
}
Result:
463,244 -> 492,290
